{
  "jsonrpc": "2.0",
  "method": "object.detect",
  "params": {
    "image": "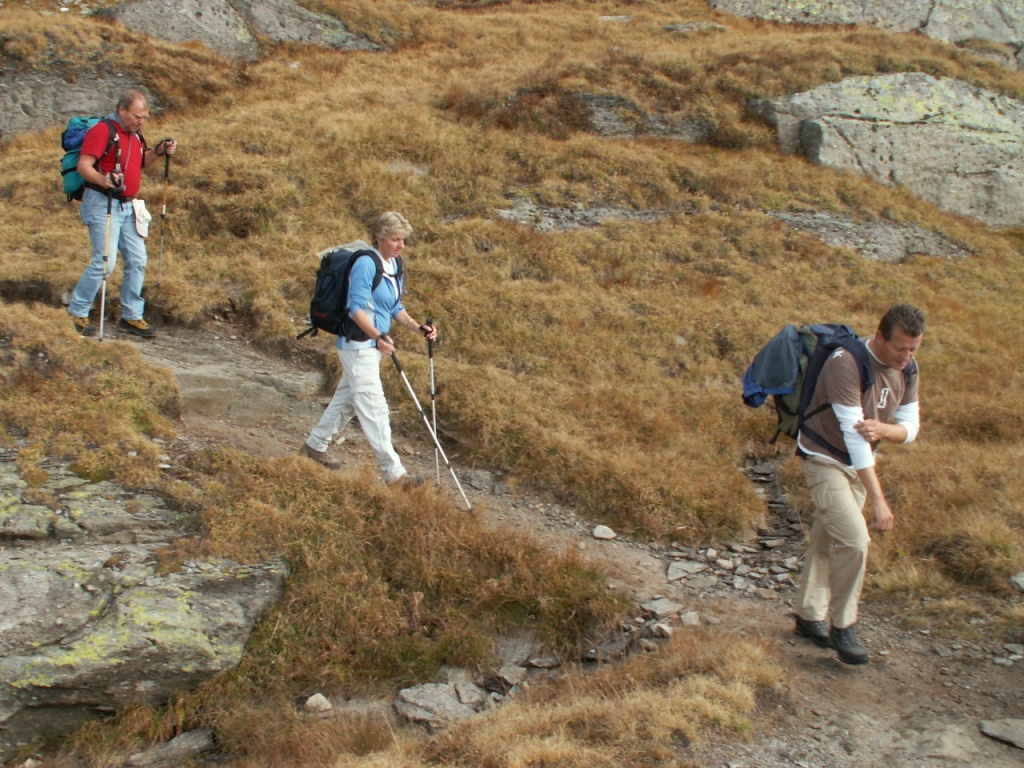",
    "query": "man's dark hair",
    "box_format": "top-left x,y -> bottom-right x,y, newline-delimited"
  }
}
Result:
879,304 -> 925,340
